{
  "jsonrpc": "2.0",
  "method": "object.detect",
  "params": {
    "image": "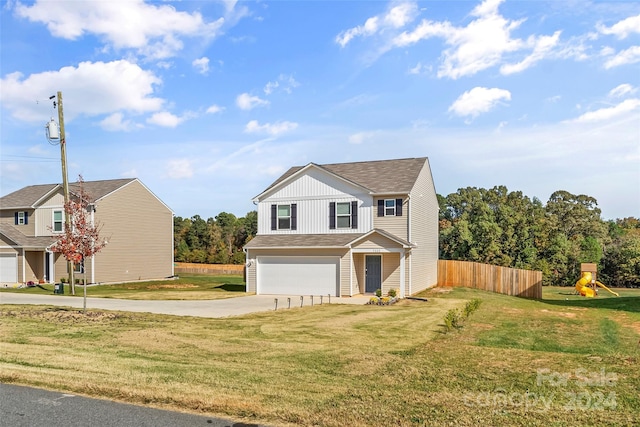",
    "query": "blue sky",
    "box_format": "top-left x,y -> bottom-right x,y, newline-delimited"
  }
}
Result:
1,0 -> 639,220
